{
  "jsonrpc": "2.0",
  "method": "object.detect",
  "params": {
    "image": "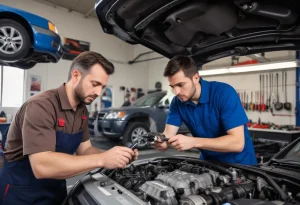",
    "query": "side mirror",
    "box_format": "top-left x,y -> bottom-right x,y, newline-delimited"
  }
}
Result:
157,104 -> 169,109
